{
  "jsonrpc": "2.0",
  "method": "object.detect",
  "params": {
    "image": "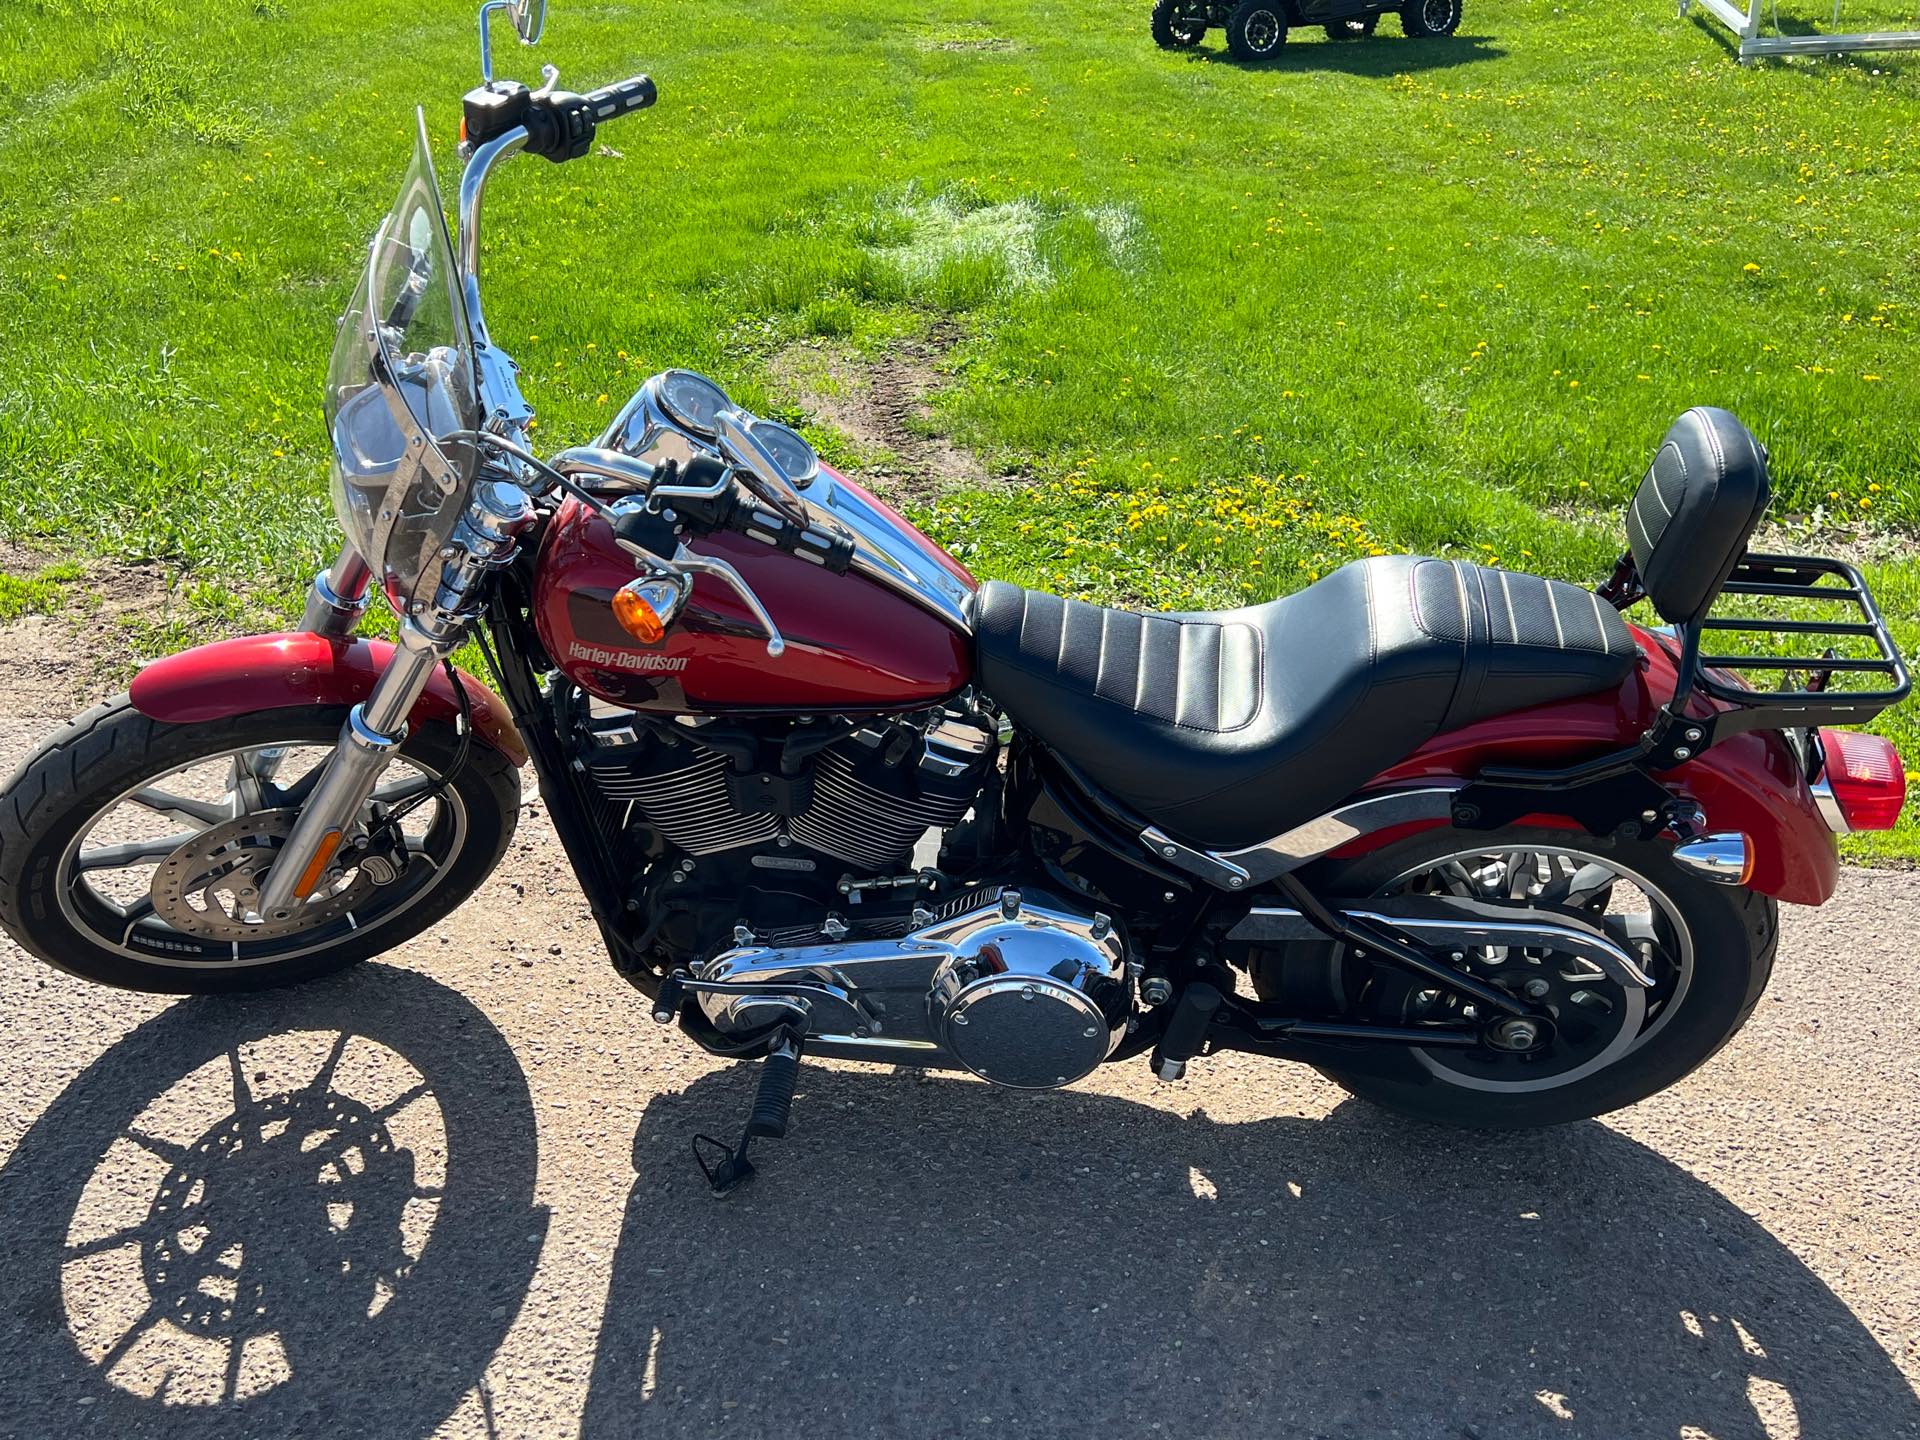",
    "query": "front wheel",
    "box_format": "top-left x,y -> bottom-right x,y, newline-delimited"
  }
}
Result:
1400,0 -> 1462,37
1151,0 -> 1208,47
1226,0 -> 1289,59
1268,828 -> 1777,1128
0,698 -> 521,993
